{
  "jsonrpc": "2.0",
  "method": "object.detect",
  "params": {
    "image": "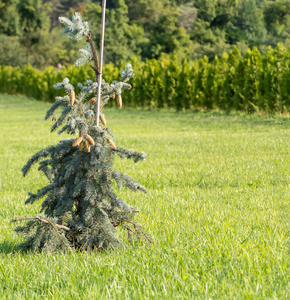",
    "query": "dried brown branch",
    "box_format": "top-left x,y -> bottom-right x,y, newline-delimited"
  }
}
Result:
122,220 -> 152,243
122,223 -> 138,236
11,216 -> 70,231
